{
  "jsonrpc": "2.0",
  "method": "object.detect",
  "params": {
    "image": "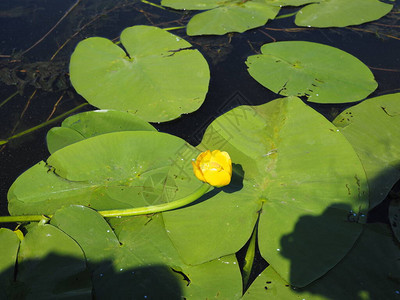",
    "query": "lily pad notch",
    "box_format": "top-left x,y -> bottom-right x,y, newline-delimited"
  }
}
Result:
69,25 -> 210,122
